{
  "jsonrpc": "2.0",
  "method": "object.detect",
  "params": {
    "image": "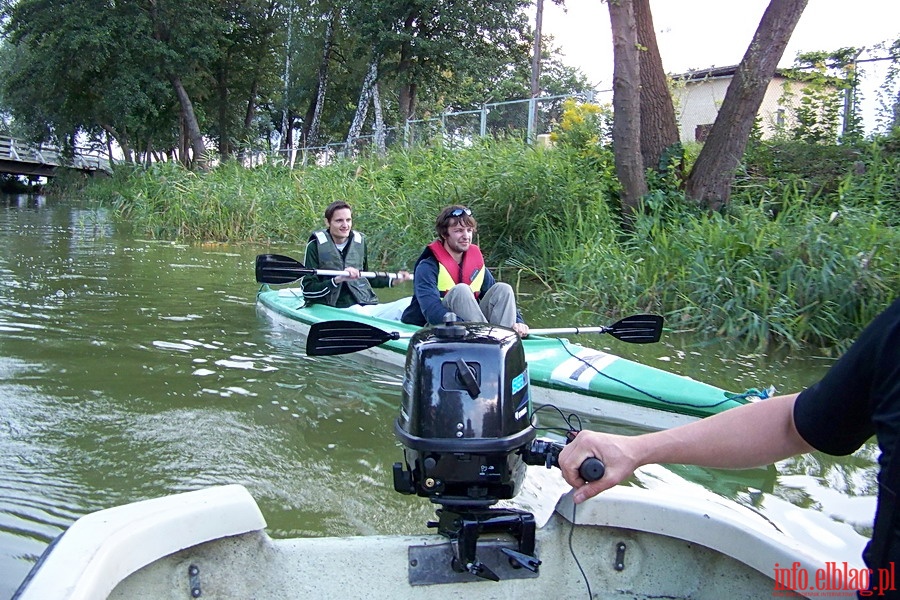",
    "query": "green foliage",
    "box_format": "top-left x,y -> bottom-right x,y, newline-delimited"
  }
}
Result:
549,99 -> 610,149
741,139 -> 862,201
873,36 -> 900,133
0,0 -> 260,157
0,0 -> 598,165
89,136 -> 898,351
778,48 -> 862,144
625,196 -> 896,352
